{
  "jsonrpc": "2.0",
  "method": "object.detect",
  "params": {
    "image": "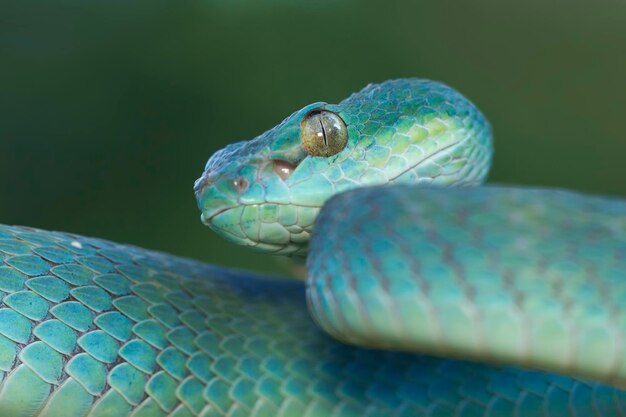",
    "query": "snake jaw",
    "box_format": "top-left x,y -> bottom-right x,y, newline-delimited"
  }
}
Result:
200,201 -> 315,256
195,153 -> 314,254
